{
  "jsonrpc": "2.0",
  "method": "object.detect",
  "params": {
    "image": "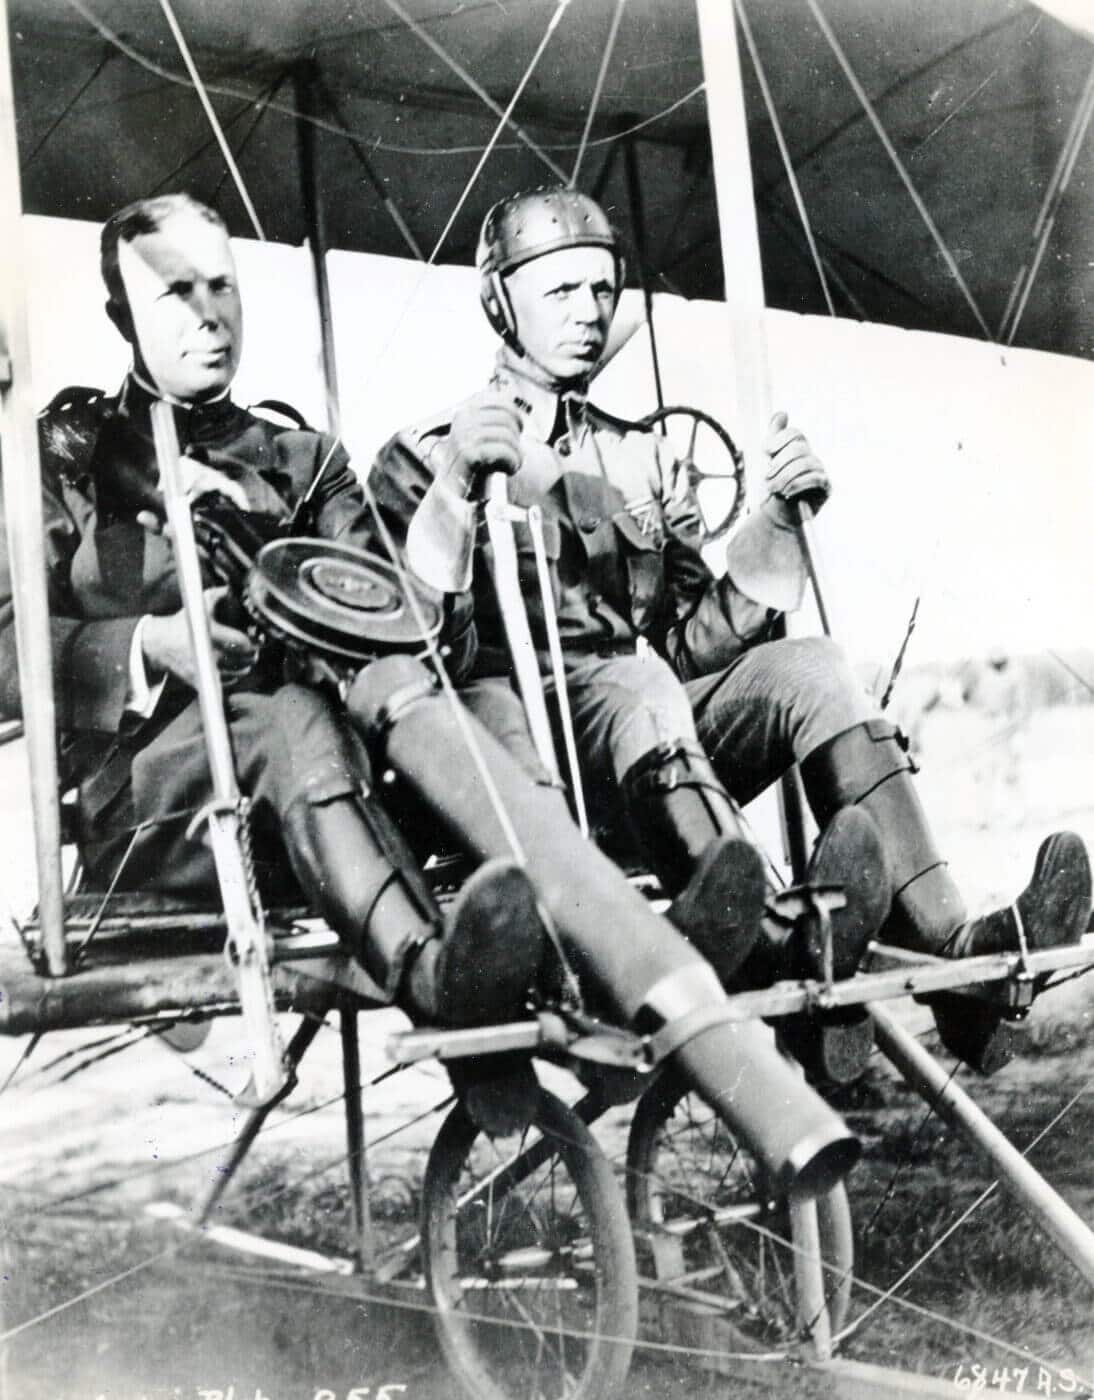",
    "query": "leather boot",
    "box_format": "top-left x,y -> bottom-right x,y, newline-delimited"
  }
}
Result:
756,806 -> 890,986
417,857 -> 544,1027
801,719 -> 964,952
943,832 -> 1091,960
750,808 -> 888,1088
801,806 -> 890,978
800,721 -> 1093,1071
281,796 -> 544,1027
620,741 -> 766,985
